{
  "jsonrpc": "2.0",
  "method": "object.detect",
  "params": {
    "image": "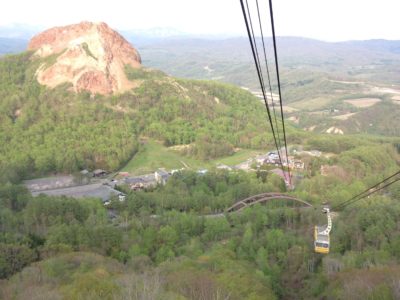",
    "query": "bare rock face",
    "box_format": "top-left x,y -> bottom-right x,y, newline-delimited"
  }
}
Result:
28,21 -> 141,94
